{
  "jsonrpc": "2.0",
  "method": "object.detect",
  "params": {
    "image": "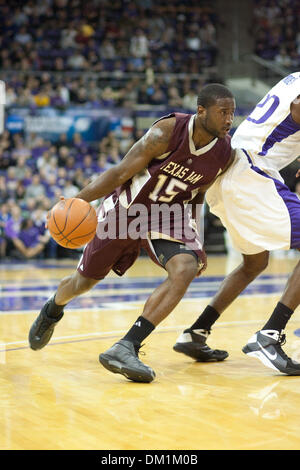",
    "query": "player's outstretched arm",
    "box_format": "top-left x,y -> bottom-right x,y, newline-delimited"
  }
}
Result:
76,117 -> 176,203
